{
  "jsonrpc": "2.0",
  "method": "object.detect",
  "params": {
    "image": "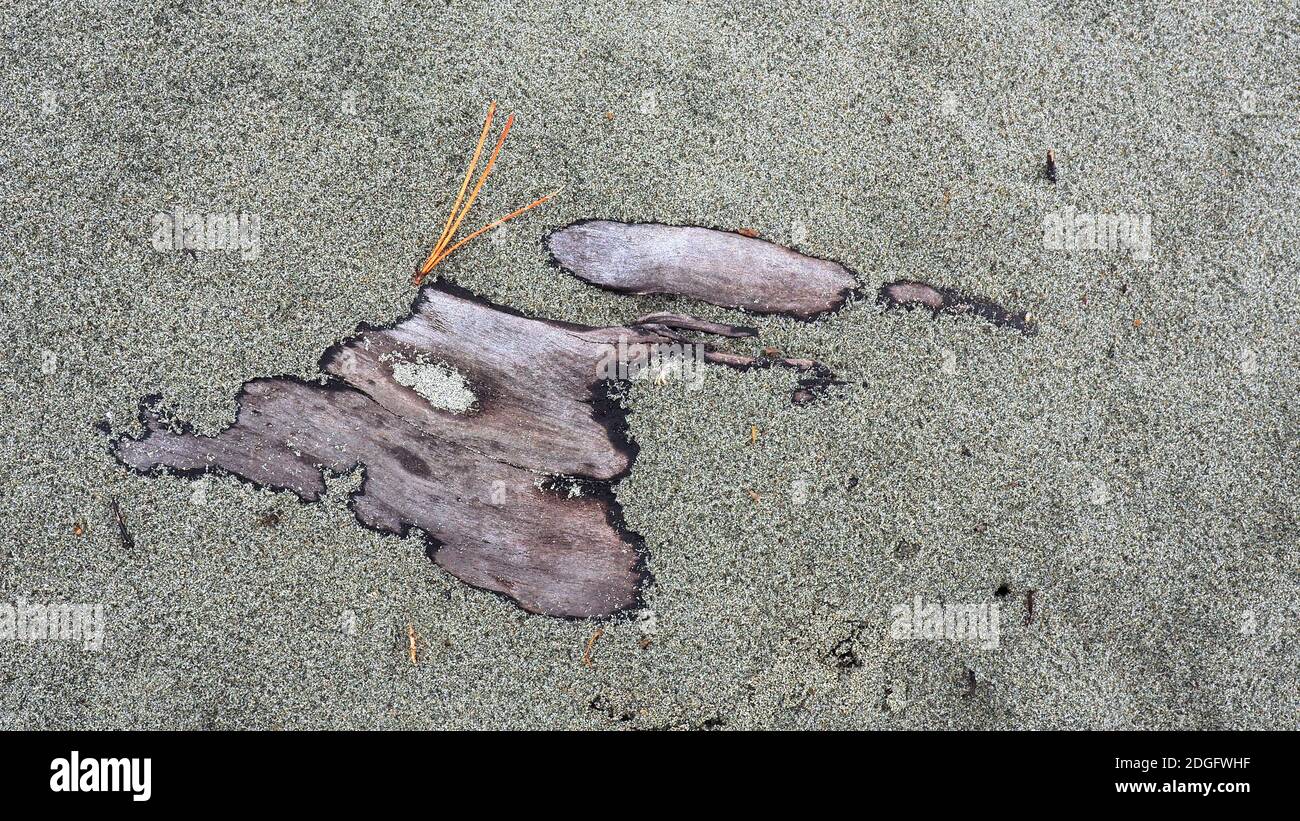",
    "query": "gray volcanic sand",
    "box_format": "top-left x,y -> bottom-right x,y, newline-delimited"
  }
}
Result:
1,1 -> 1296,728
